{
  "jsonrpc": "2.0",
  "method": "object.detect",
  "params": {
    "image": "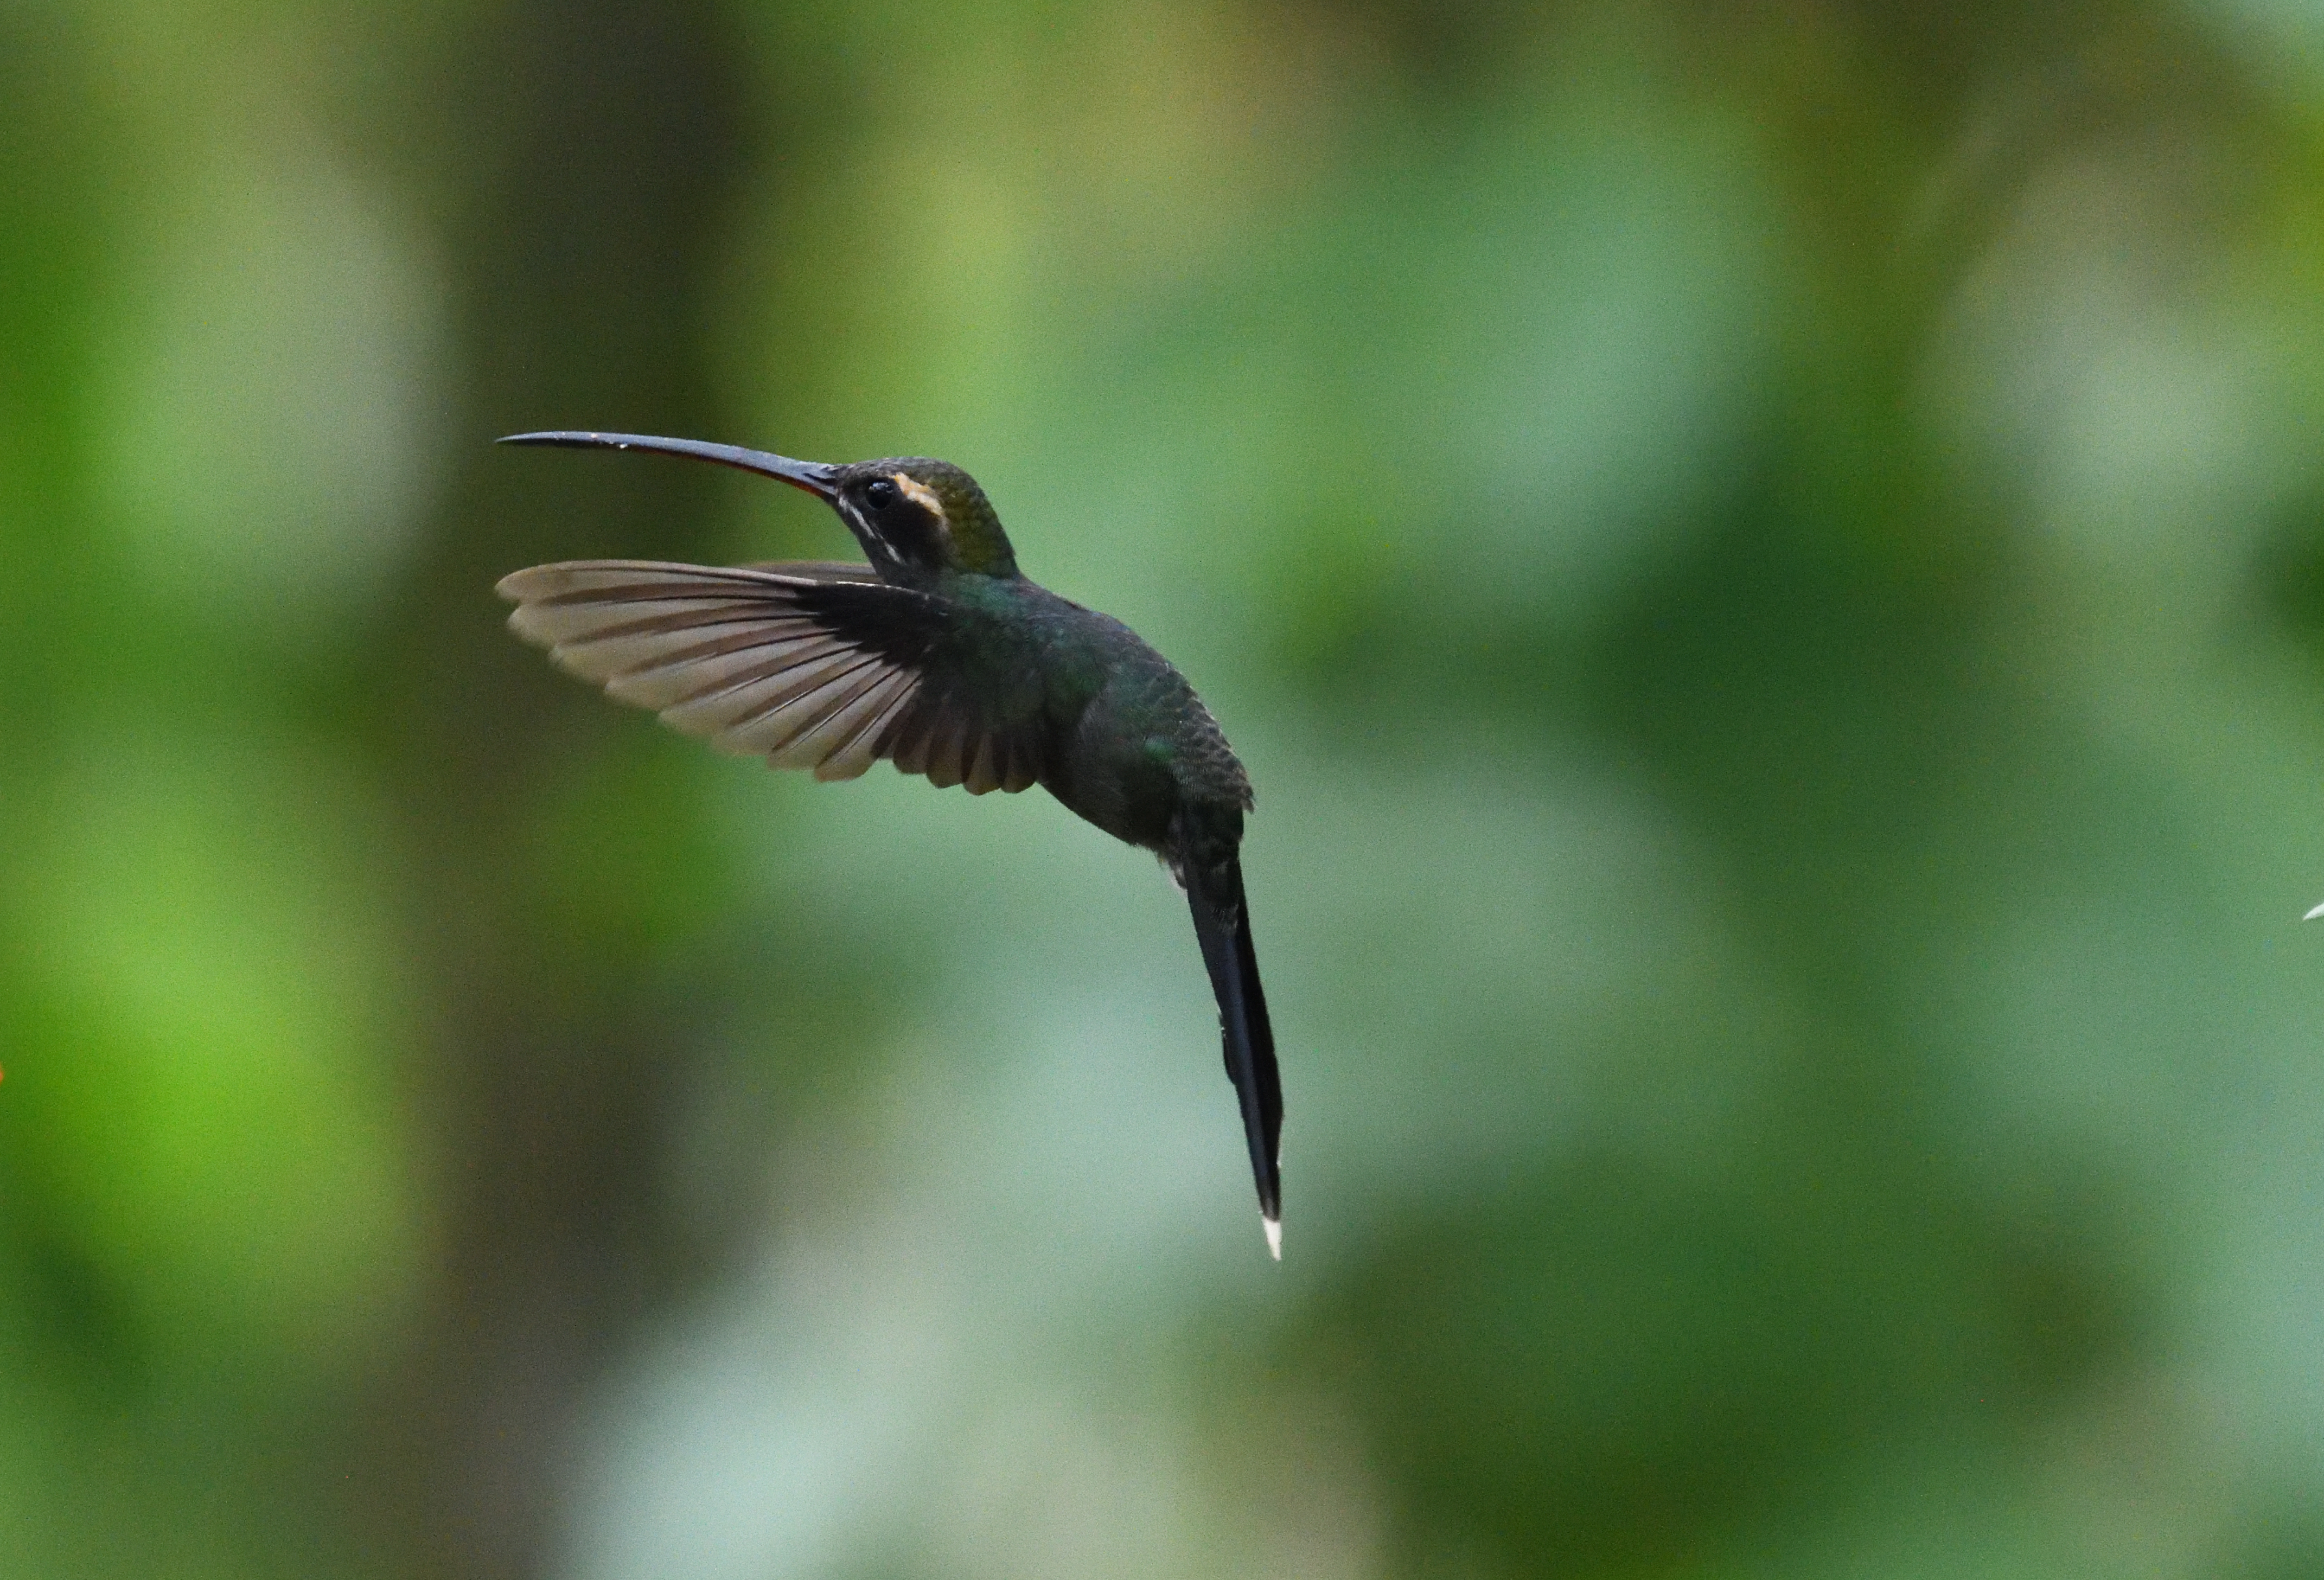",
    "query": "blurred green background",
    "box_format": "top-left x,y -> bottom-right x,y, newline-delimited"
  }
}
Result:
11,1 -> 2324,1576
